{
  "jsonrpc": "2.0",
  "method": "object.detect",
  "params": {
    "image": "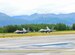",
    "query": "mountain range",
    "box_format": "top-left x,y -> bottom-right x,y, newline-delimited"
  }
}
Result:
0,12 -> 75,26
